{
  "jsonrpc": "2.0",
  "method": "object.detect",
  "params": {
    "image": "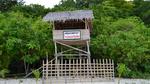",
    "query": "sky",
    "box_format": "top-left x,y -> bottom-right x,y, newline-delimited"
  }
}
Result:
23,0 -> 144,8
24,0 -> 61,8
